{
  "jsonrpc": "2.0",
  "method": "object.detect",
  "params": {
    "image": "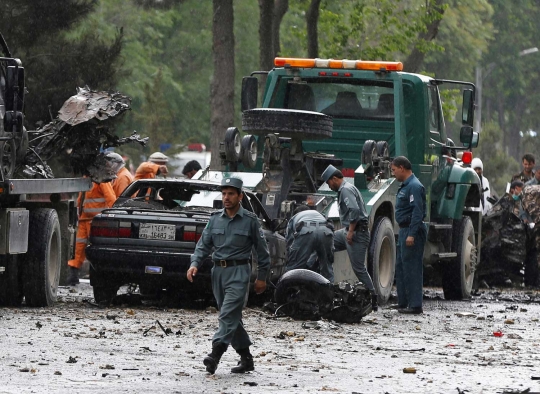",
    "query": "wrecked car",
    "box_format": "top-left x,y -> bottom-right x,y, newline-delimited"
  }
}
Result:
86,178 -> 287,303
